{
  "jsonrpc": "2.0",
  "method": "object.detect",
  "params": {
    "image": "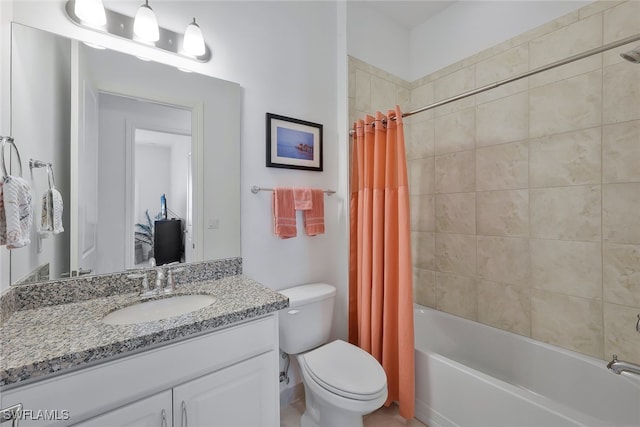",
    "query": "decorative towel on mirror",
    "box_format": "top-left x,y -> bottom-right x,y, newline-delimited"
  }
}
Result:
0,180 -> 6,245
41,188 -> 64,234
3,175 -> 33,249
